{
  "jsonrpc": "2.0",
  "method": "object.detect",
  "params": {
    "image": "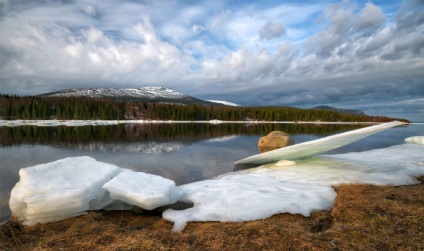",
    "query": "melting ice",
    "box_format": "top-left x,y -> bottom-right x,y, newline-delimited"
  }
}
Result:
8,122 -> 424,231
103,170 -> 184,210
9,157 -> 121,225
164,142 -> 423,231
